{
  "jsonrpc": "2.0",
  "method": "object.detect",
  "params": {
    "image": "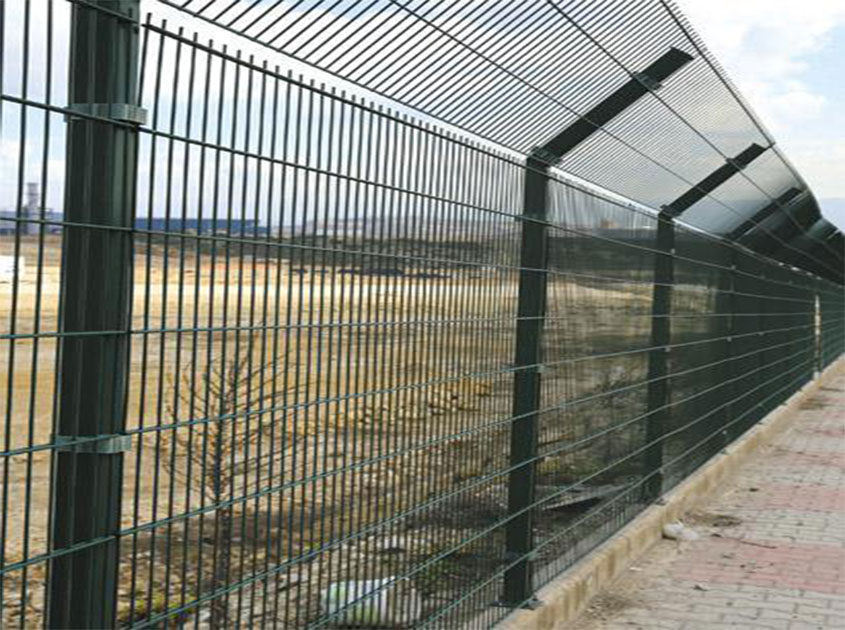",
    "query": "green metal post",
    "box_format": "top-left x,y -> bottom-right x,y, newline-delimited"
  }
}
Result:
819,283 -> 834,372
715,248 -> 737,446
48,1 -> 142,627
814,282 -> 822,375
502,154 -> 549,607
752,266 -> 766,422
497,48 -> 693,607
644,211 -> 674,499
